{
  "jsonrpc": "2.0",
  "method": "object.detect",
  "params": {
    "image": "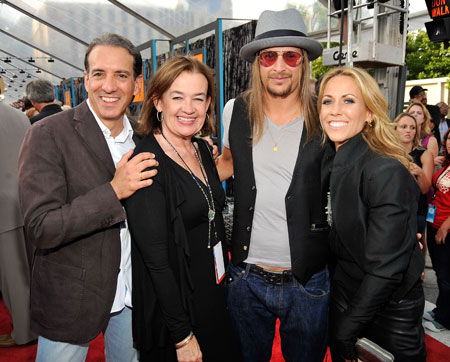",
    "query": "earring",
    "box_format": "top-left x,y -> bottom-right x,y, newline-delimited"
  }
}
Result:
156,111 -> 163,122
367,119 -> 374,128
206,113 -> 210,122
